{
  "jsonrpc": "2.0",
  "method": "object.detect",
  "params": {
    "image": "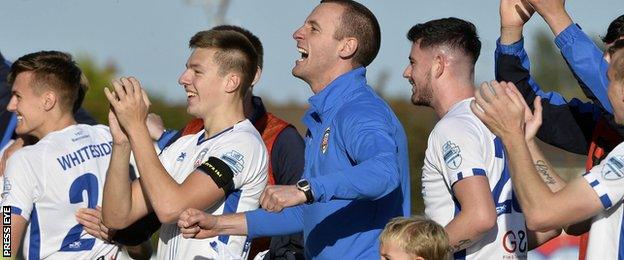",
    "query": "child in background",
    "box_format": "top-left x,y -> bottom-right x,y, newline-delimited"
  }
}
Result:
380,216 -> 450,260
